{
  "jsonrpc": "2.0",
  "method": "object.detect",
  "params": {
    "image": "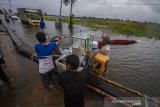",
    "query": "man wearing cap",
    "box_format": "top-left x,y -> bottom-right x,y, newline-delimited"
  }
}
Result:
98,33 -> 110,60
